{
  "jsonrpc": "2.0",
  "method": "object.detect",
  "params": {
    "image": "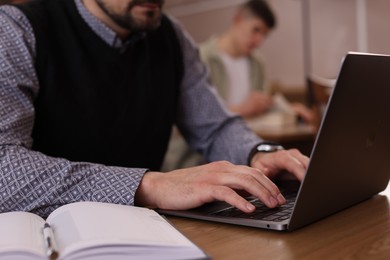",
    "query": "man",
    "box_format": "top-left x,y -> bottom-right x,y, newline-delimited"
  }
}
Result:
0,0 -> 308,218
200,0 -> 314,121
201,0 -> 275,117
